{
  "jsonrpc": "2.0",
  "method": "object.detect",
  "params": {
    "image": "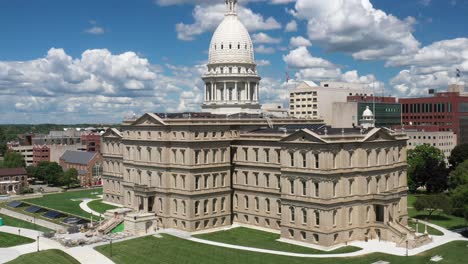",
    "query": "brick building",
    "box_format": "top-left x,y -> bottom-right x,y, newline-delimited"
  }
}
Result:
81,133 -> 101,152
400,85 -> 468,144
32,145 -> 50,165
59,151 -> 102,187
0,168 -> 29,195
